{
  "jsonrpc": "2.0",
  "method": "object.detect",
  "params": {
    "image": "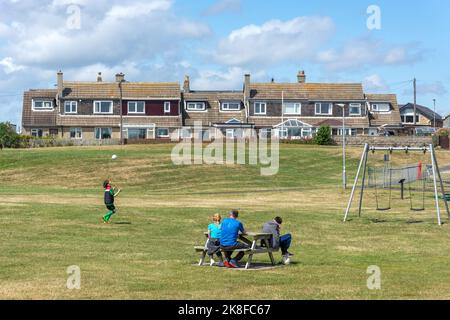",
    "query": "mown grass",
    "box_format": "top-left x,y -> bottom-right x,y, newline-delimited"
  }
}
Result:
1,144 -> 450,299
